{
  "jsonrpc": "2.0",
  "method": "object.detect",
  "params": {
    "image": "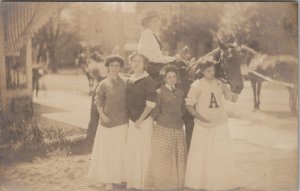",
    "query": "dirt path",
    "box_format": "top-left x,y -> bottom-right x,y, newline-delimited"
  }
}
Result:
1,139 -> 297,191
